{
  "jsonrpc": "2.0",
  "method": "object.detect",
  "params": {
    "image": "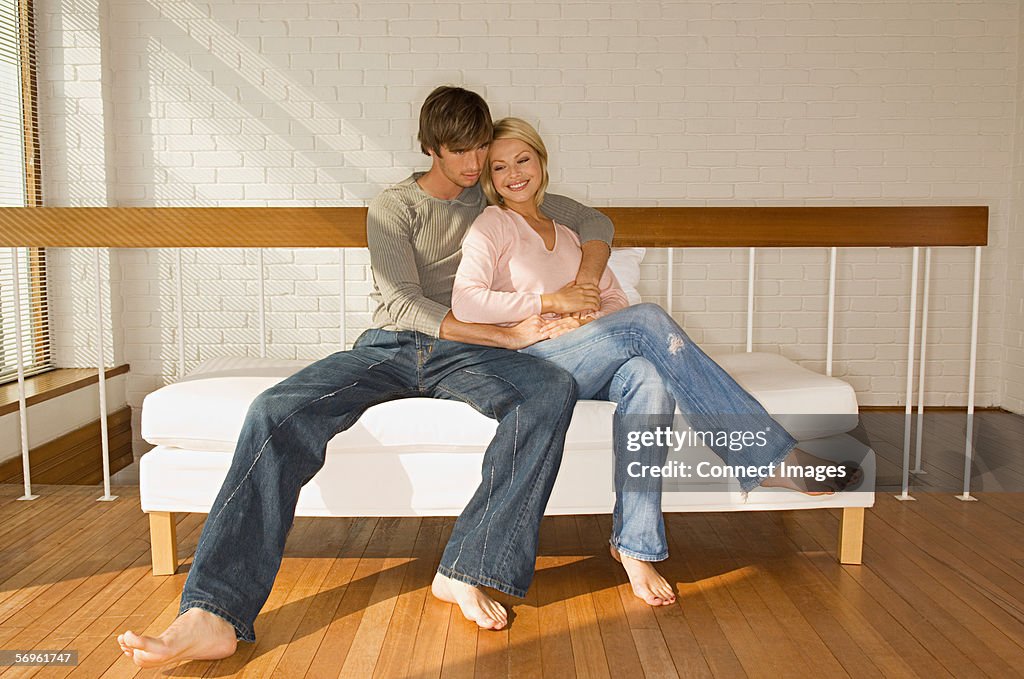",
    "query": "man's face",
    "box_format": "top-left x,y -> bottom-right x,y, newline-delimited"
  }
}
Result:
429,142 -> 490,190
